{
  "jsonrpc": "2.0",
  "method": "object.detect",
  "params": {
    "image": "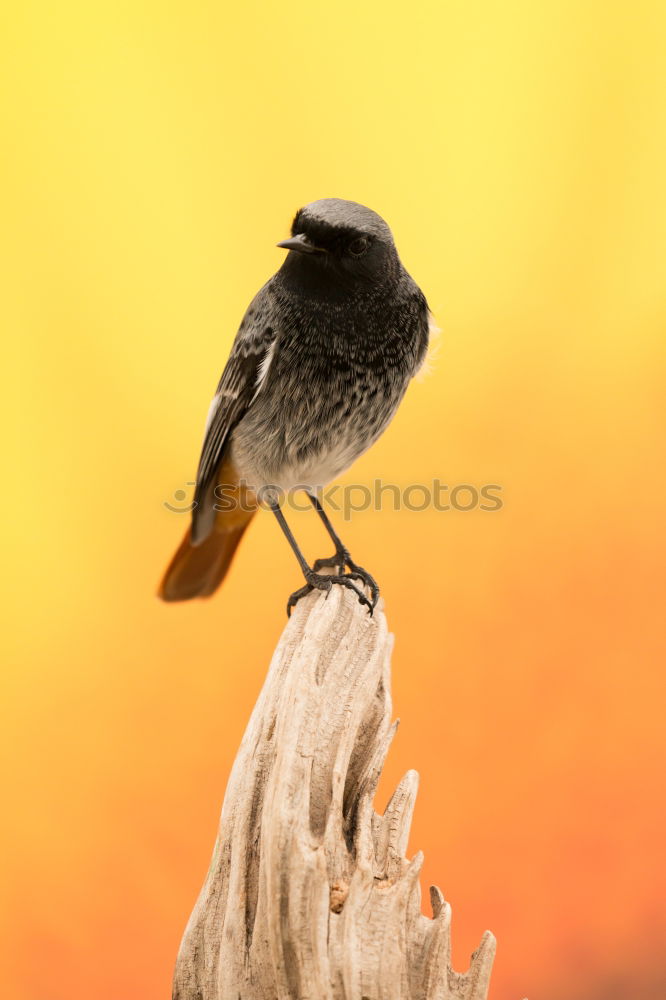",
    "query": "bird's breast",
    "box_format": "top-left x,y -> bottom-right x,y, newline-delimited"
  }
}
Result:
230,311 -> 415,494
